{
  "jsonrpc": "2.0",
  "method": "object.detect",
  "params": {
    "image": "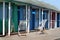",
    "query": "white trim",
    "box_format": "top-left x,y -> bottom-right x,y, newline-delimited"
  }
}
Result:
27,6 -> 30,33
26,5 -> 28,32
49,11 -> 52,29
51,11 -> 52,29
8,2 -> 11,36
42,9 -> 43,28
48,10 -> 50,29
55,12 -> 57,28
3,1 -> 5,35
39,8 -> 40,28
